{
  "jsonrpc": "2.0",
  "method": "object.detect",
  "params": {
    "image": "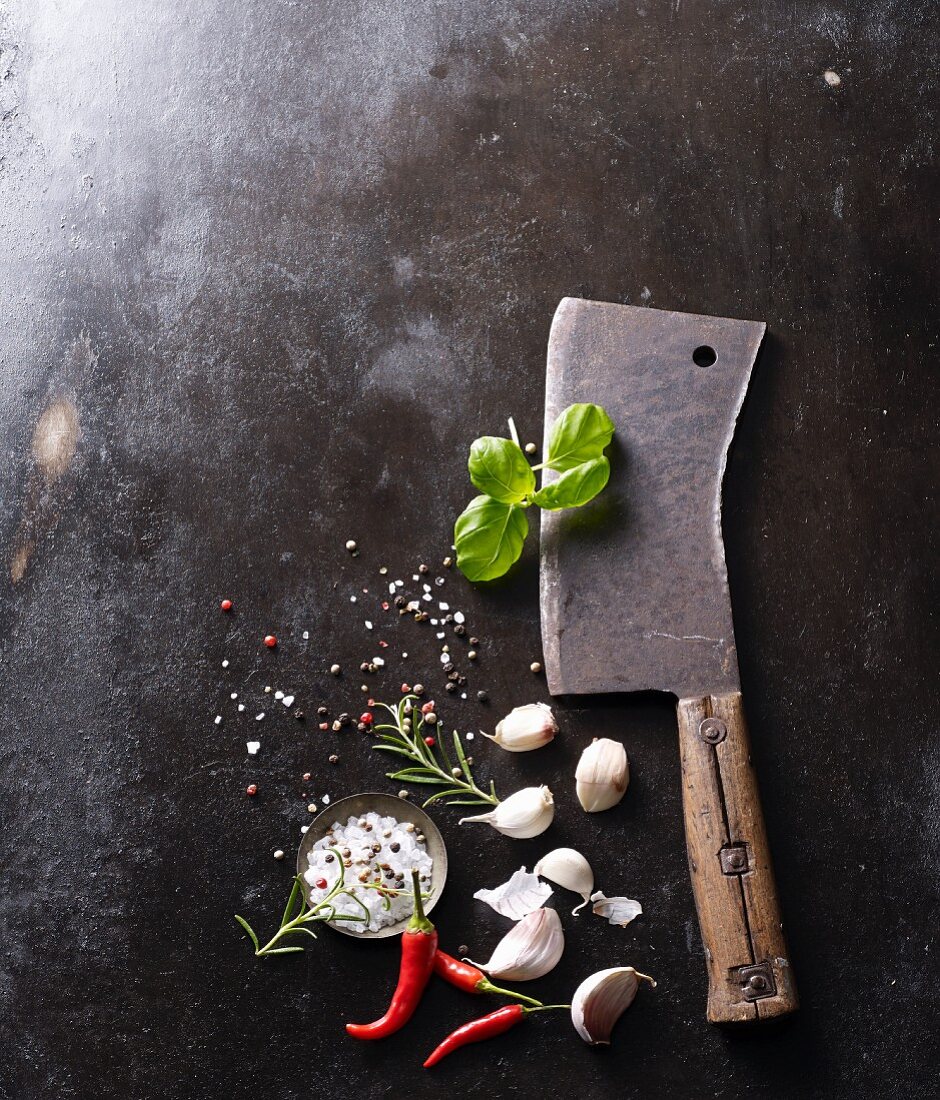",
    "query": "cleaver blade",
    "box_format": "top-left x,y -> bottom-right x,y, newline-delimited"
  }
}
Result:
540,297 -> 798,1024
